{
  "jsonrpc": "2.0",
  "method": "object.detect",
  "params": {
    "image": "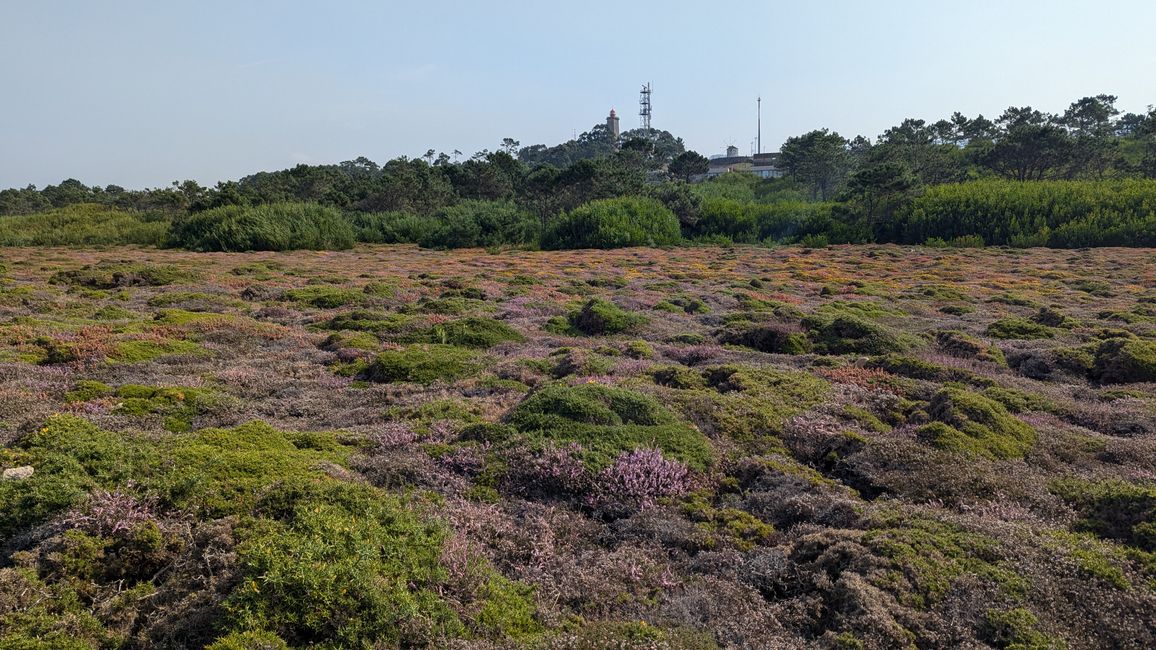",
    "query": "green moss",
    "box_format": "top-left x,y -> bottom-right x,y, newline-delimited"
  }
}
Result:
842,405 -> 891,432
918,387 -> 1036,460
151,308 -> 238,326
718,323 -> 811,354
986,317 -> 1054,340
364,344 -> 481,384
569,298 -> 647,336
0,567 -> 114,648
108,384 -> 221,432
663,365 -> 829,452
621,340 -> 653,359
109,338 -> 205,363
320,330 -> 380,351
869,354 -> 991,386
651,365 -> 708,390
507,383 -> 714,470
1042,531 -> 1132,590
681,493 -> 774,550
325,310 -> 417,334
282,285 -> 366,309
